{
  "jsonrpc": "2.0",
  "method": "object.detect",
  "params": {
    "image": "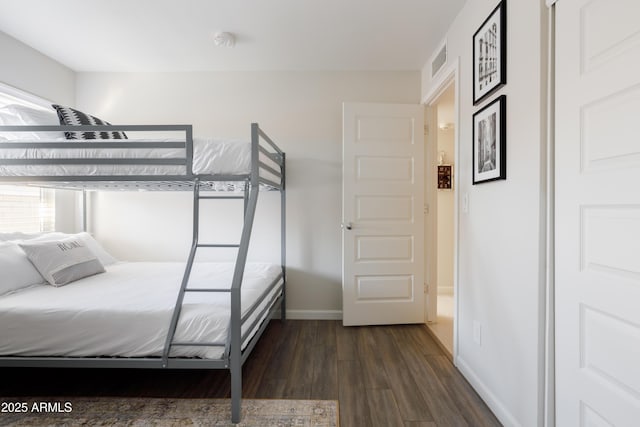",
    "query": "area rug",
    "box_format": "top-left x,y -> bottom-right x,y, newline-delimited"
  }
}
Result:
0,397 -> 339,426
